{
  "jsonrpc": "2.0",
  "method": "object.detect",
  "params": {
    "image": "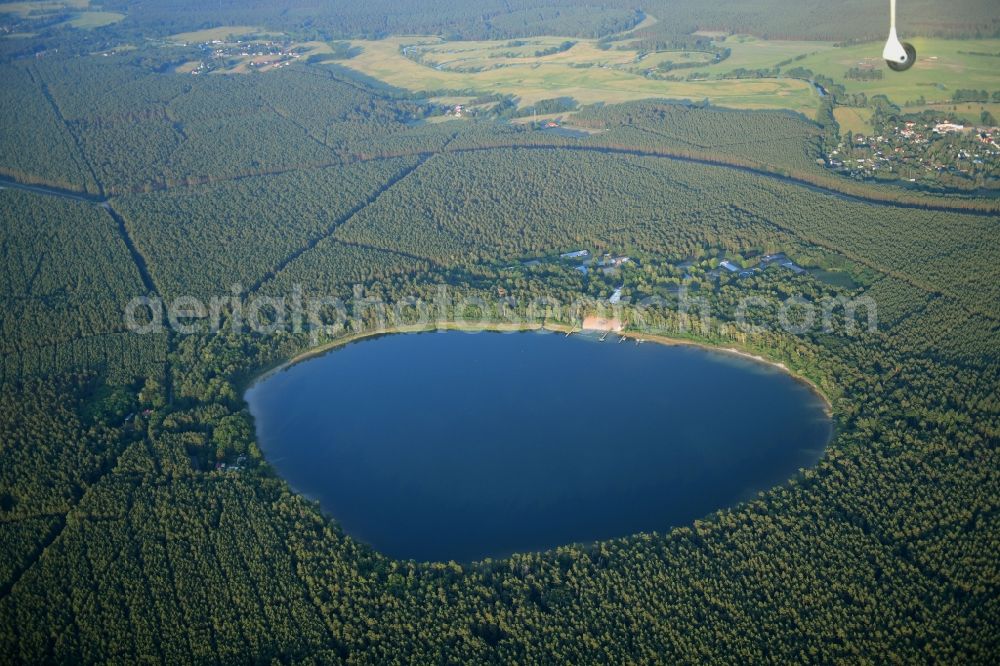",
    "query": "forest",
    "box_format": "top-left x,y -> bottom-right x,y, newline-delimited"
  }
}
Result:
85,0 -> 1000,42
0,1 -> 998,663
